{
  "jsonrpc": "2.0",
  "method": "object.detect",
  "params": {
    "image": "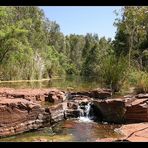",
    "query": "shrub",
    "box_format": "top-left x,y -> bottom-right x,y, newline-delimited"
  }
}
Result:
132,70 -> 148,93
123,68 -> 148,94
100,54 -> 128,93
